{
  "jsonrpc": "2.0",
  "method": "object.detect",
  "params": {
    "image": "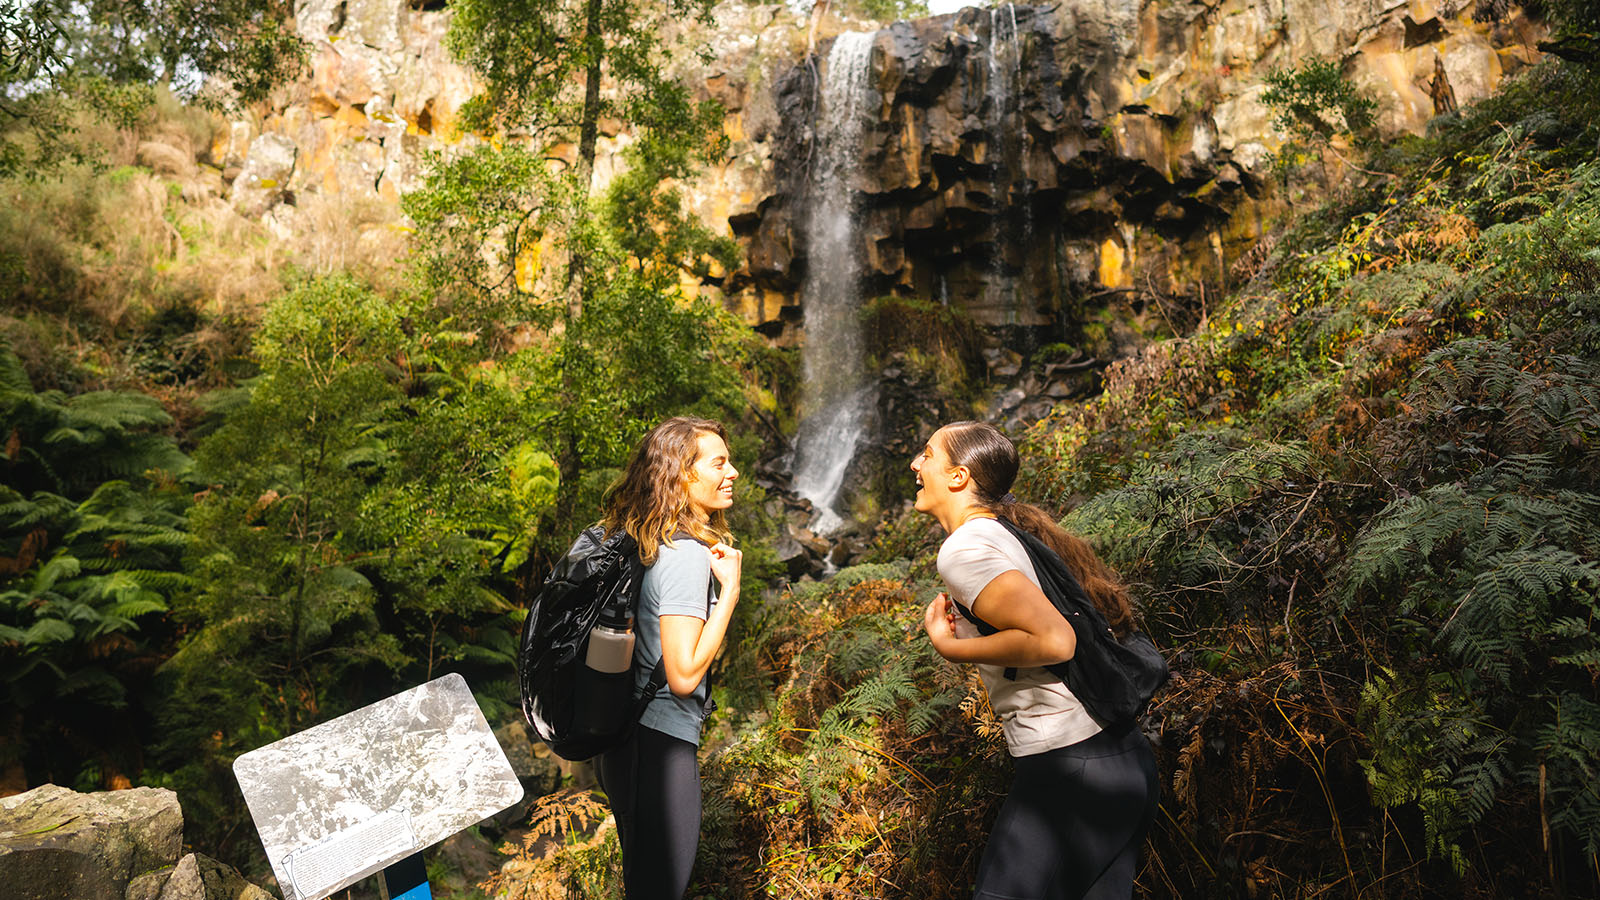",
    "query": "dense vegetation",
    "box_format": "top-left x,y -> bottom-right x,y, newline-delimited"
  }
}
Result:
3,3 -> 1599,900
486,59 -> 1600,900
1,0 -> 788,867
